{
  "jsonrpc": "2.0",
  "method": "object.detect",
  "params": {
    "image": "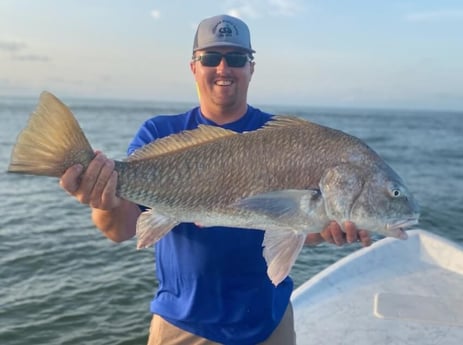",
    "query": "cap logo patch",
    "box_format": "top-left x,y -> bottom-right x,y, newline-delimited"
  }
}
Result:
218,26 -> 232,35
213,20 -> 238,39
